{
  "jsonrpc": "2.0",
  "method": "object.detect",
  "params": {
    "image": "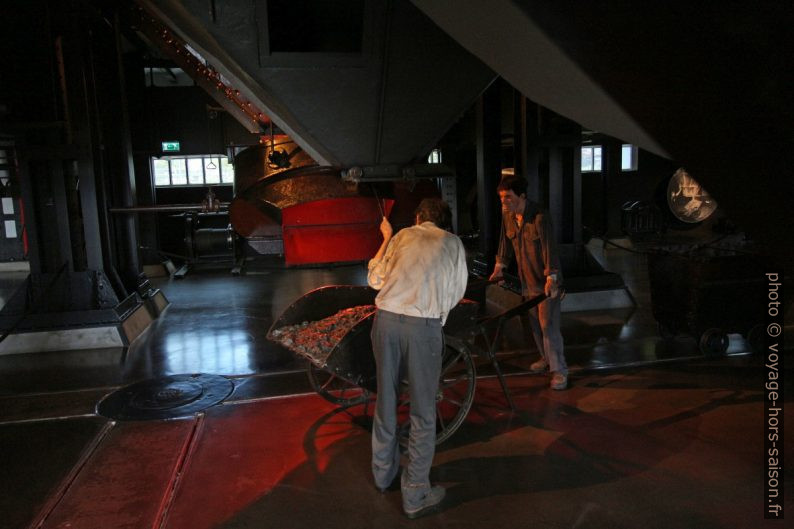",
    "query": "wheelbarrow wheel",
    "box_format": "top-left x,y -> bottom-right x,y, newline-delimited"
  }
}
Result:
435,339 -> 477,444
699,328 -> 729,357
746,324 -> 765,354
307,363 -> 370,407
397,337 -> 476,446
